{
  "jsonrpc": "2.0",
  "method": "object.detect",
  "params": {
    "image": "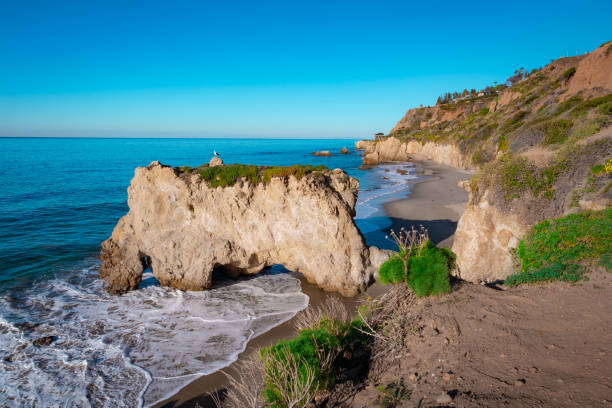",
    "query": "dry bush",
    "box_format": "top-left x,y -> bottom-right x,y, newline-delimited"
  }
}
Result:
213,353 -> 265,408
386,225 -> 429,259
261,346 -> 317,408
357,285 -> 419,359
293,296 -> 349,333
